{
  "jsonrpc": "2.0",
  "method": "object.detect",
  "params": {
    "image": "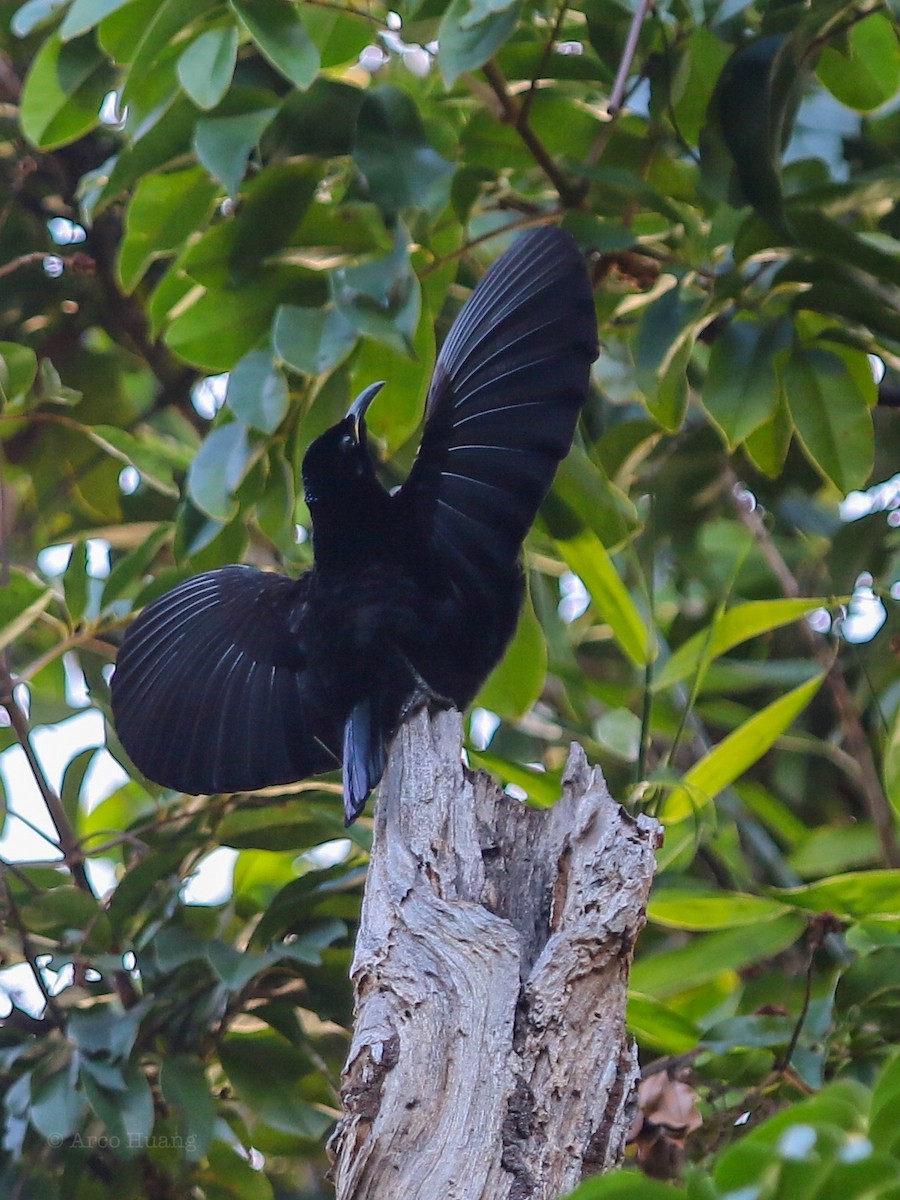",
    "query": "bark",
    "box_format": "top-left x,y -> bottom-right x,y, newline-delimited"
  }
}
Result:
328,707 -> 662,1200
